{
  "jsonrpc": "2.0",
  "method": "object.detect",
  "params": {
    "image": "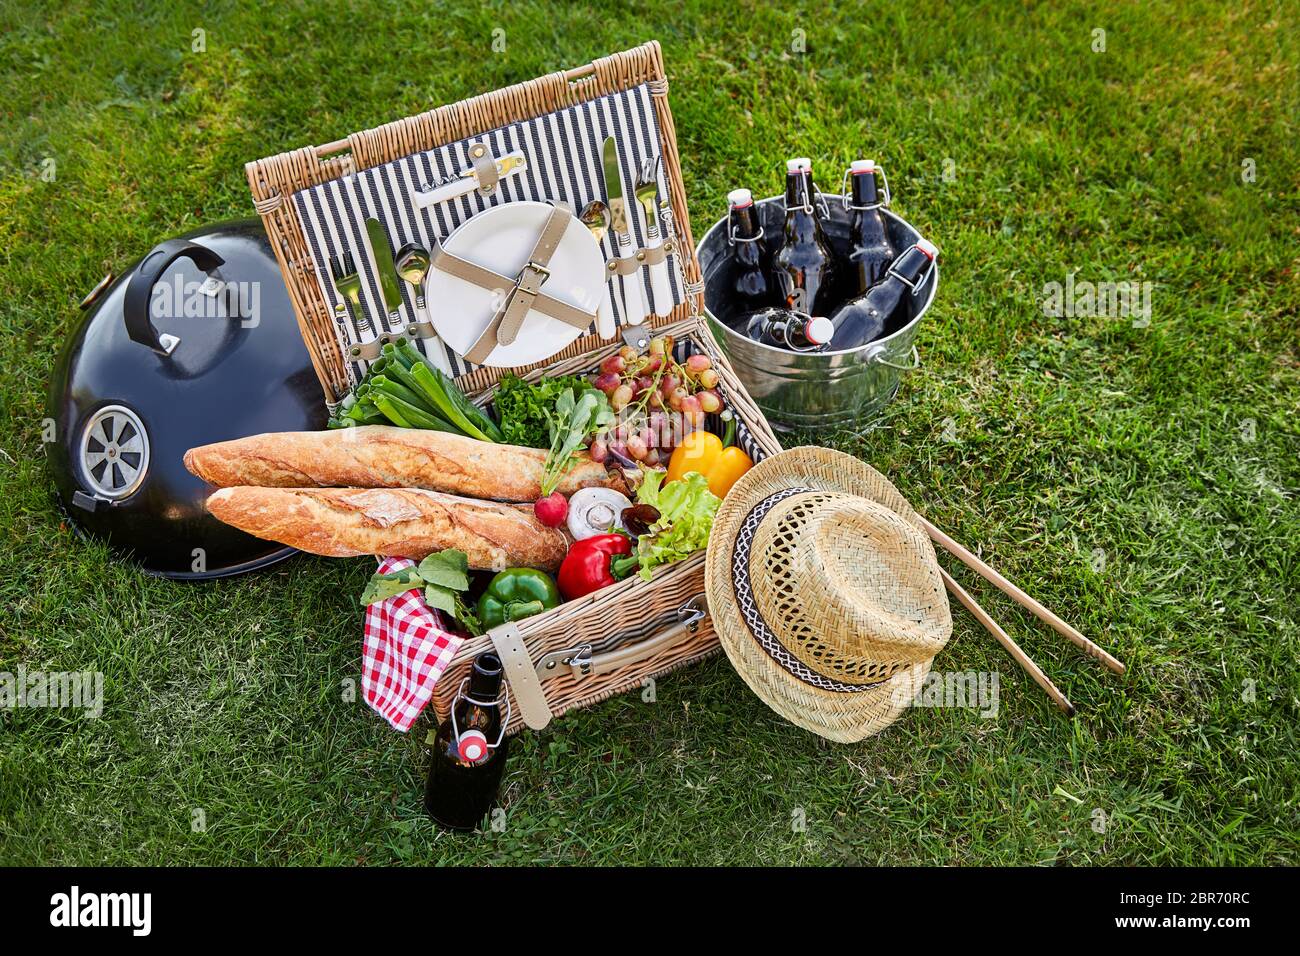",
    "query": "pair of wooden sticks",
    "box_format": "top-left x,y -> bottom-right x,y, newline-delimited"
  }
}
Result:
918,516 -> 1126,715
